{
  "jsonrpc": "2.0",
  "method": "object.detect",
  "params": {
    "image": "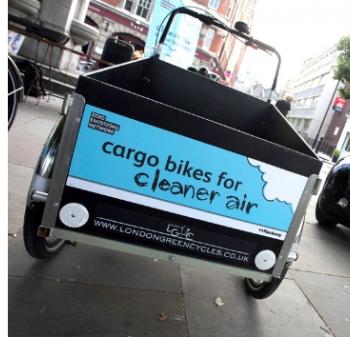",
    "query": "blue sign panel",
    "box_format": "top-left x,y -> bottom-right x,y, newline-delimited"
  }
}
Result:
68,105 -> 307,237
